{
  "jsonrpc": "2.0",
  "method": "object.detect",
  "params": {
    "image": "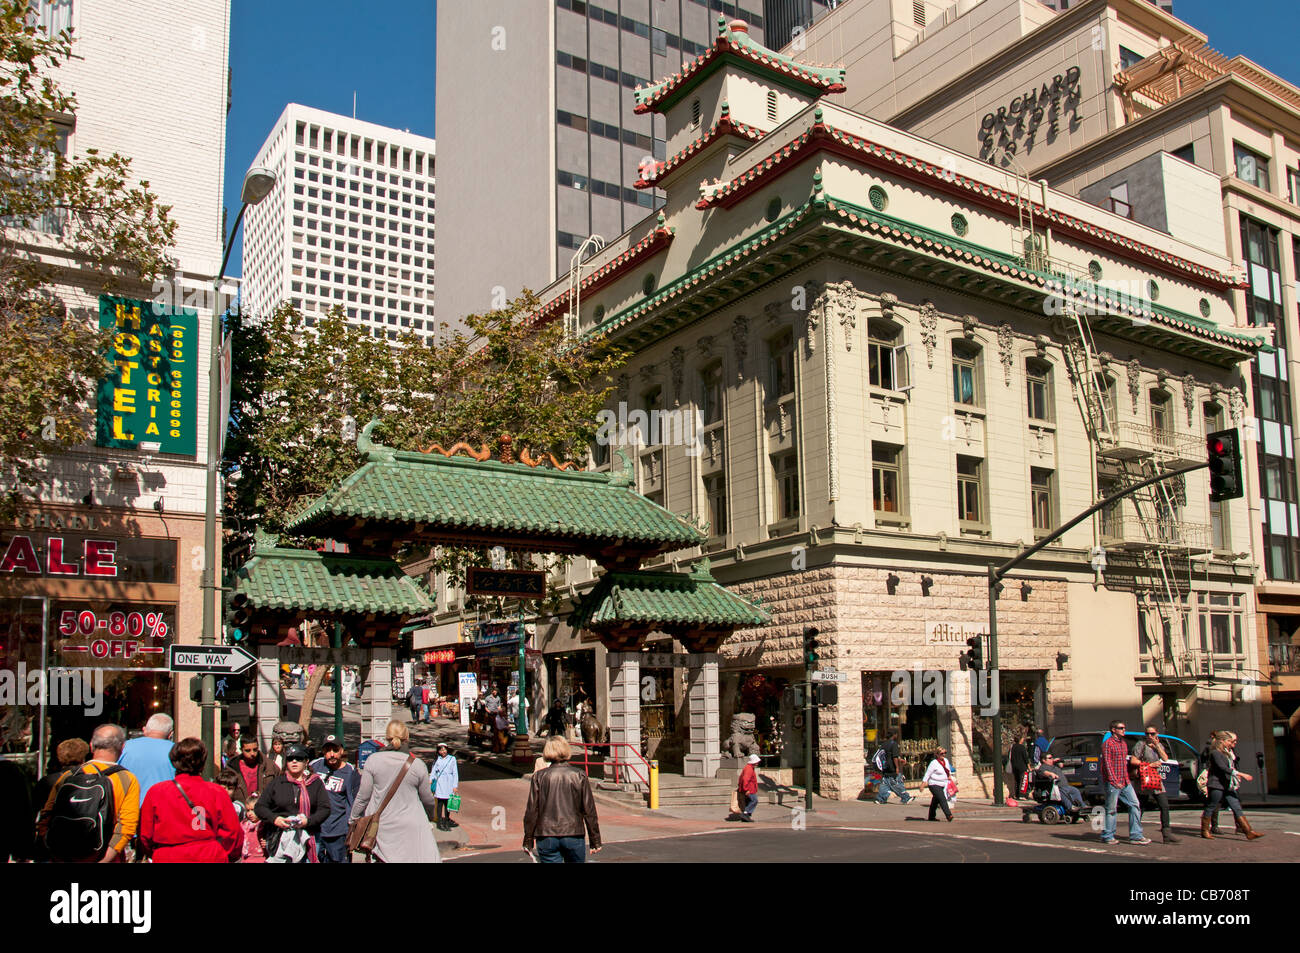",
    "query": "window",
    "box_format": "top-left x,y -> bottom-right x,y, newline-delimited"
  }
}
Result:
29,0 -> 73,38
591,440 -> 610,468
1026,359 -> 1053,422
1289,167 -> 1300,205
1196,592 -> 1244,657
1118,46 -> 1144,71
872,443 -> 904,519
705,474 -> 728,537
1149,390 -> 1172,445
1098,479 -> 1121,539
773,452 -> 800,521
691,99 -> 701,129
768,330 -> 795,399
1031,467 -> 1054,535
1234,143 -> 1270,191
640,386 -> 662,446
957,456 -> 984,527
868,321 -> 908,391
767,91 -> 778,124
1095,373 -> 1118,433
701,363 -> 724,426
952,342 -> 981,406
